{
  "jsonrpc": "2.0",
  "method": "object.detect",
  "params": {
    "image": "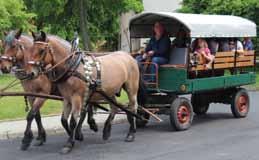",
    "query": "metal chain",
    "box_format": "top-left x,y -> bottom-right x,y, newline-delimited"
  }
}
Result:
24,96 -> 30,112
